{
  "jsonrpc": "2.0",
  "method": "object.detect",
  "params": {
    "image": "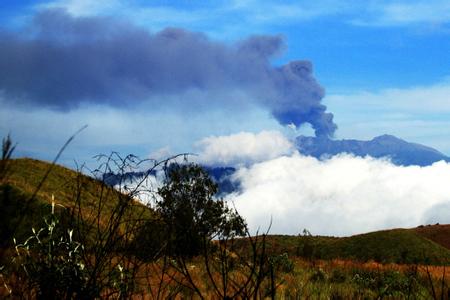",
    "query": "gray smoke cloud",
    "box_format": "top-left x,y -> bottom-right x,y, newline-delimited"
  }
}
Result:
0,9 -> 336,137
